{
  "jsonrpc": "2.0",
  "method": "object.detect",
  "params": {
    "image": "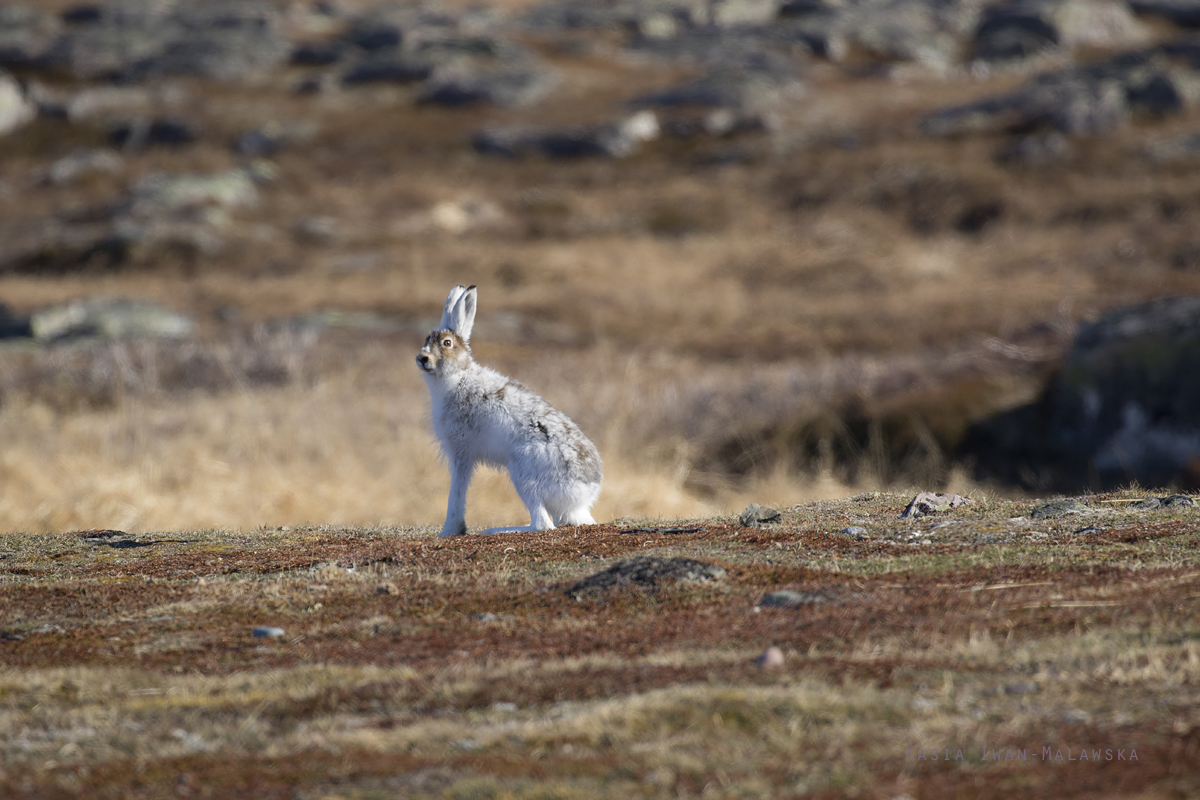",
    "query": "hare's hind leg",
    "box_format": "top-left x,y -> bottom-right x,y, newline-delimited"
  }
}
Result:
479,476 -> 555,535
556,507 -> 596,526
480,502 -> 553,535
